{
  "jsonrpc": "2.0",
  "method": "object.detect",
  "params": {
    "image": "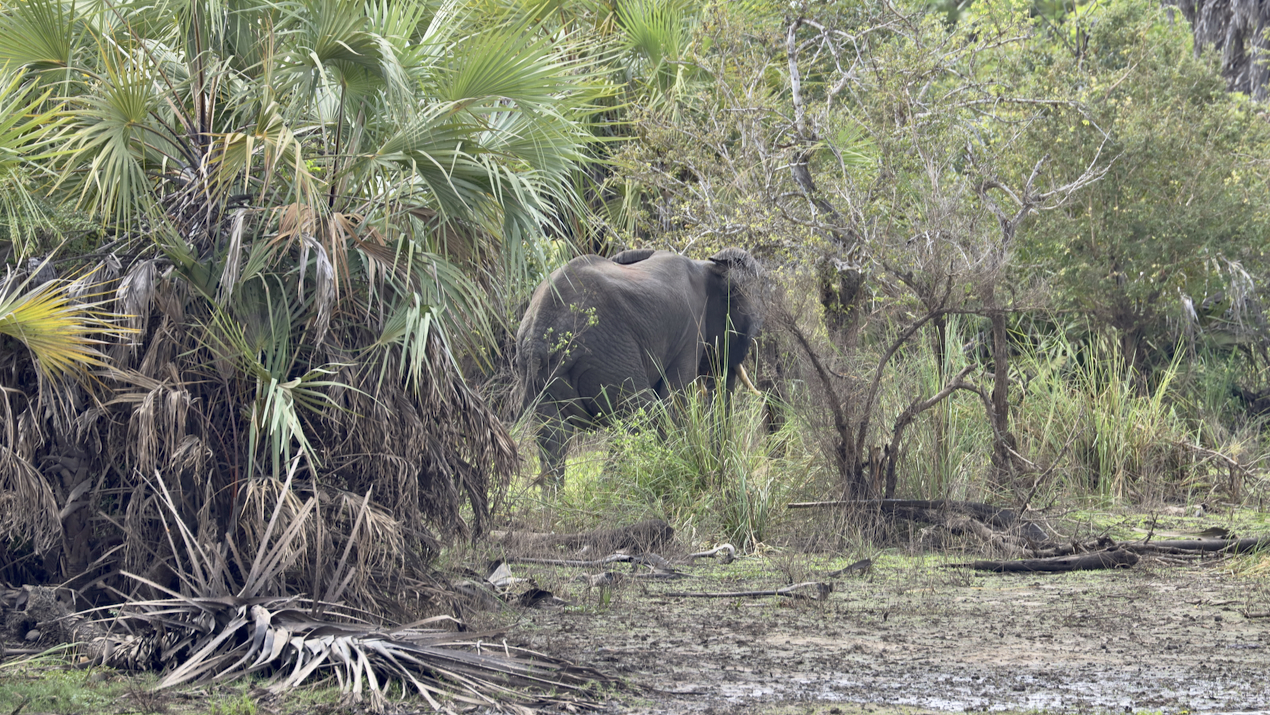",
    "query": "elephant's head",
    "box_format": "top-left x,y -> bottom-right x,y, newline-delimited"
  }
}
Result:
701,247 -> 765,392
